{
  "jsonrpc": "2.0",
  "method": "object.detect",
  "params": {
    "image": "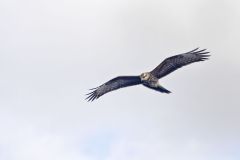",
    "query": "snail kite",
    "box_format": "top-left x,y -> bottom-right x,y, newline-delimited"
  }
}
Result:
86,48 -> 210,101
